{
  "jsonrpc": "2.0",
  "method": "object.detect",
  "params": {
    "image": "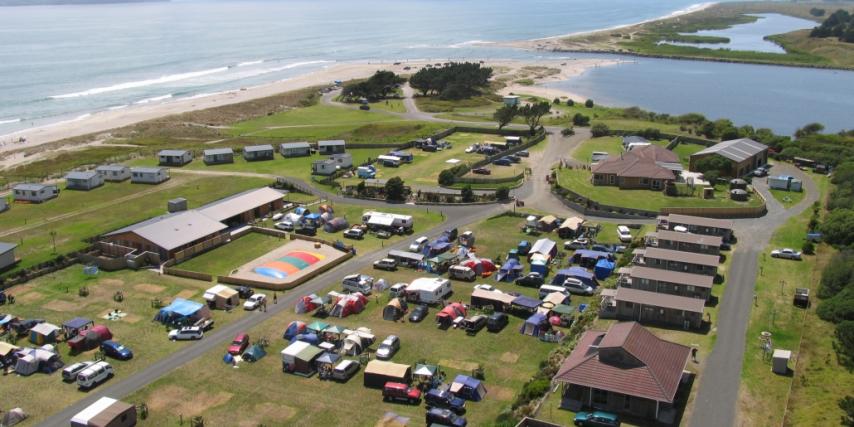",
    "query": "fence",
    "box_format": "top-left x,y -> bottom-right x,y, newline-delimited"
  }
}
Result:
173,234 -> 230,264
164,268 -> 214,282
608,129 -> 717,147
